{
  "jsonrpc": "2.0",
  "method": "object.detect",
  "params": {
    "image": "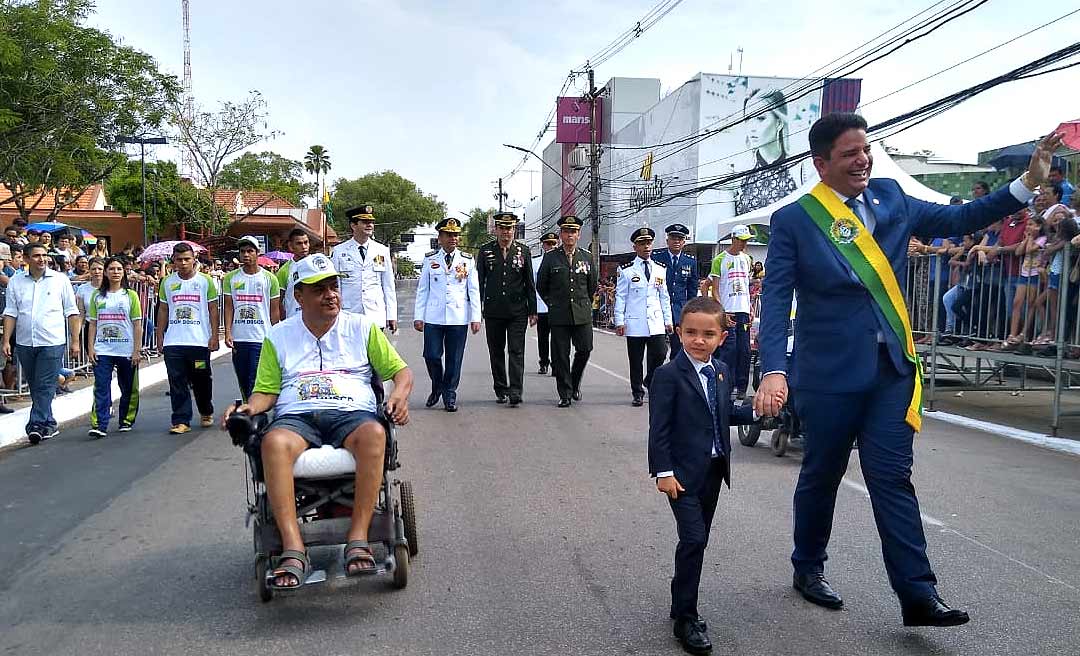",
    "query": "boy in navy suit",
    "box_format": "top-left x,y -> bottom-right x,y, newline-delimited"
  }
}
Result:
648,297 -> 762,655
